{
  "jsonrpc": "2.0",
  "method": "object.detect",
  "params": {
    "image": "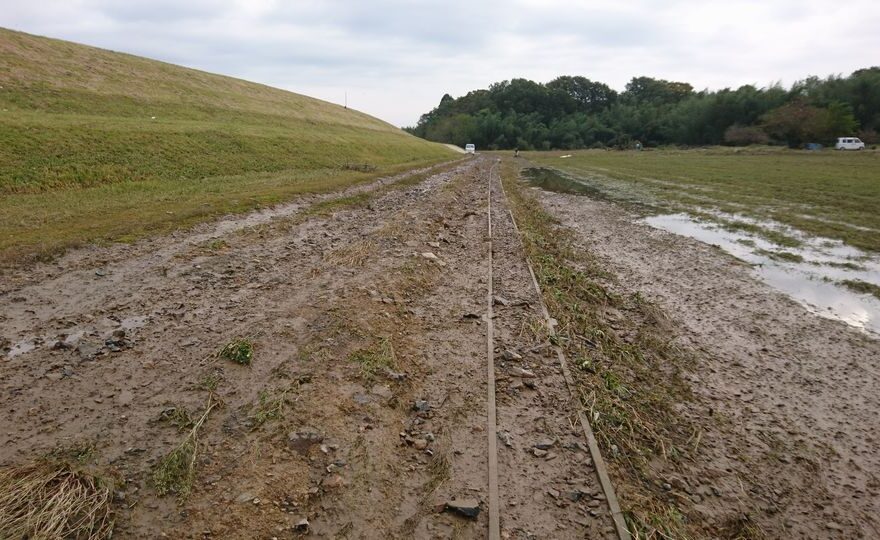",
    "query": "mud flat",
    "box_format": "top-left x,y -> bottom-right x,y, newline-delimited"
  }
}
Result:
0,157 -> 617,538
526,168 -> 880,538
